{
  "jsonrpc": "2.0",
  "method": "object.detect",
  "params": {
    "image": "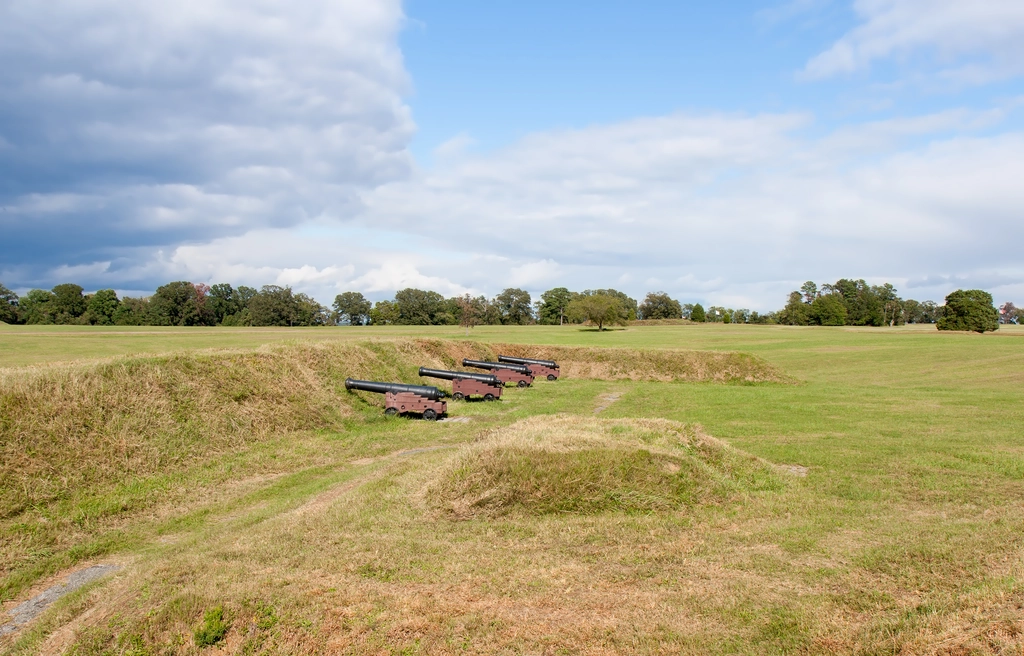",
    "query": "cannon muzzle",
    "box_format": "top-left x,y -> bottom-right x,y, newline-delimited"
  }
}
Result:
418,367 -> 501,385
497,355 -> 558,369
461,359 -> 531,374
345,378 -> 445,401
